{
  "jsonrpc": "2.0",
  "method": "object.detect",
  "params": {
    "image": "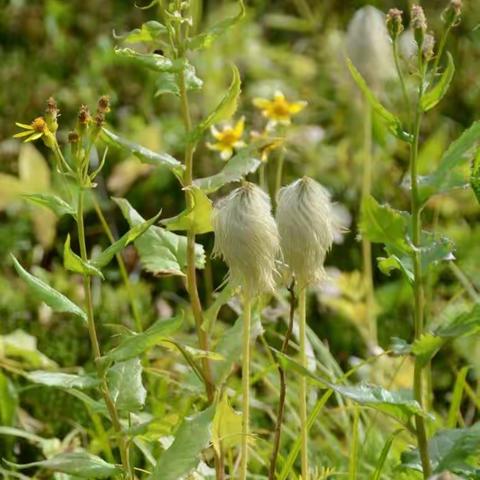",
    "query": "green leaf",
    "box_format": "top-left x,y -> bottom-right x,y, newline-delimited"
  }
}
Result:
151,406 -> 214,480
193,146 -> 262,193
346,58 -> 410,142
447,366 -> 470,428
470,148 -> 480,204
372,430 -> 403,480
5,451 -> 121,478
419,121 -> 480,202
102,128 -> 183,176
378,255 -> 414,284
113,198 -> 205,275
114,47 -> 184,72
26,371 -> 99,389
22,193 -> 76,217
421,53 -> 455,112
107,358 -> 146,412
0,372 -> 18,427
411,334 -> 444,368
190,65 -> 241,143
435,302 -> 480,338
92,211 -> 161,268
64,235 -> 104,278
212,316 -> 243,384
11,255 -> 87,323
360,196 -> 411,253
401,423 -> 480,474
155,63 -> 203,97
162,187 -> 213,234
188,0 -> 245,50
114,20 -> 167,44
106,315 -> 183,362
211,394 -> 242,455
202,283 -> 235,332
